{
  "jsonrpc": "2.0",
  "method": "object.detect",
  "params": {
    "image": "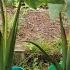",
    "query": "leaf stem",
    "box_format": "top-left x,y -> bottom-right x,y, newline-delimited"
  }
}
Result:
59,12 -> 68,70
